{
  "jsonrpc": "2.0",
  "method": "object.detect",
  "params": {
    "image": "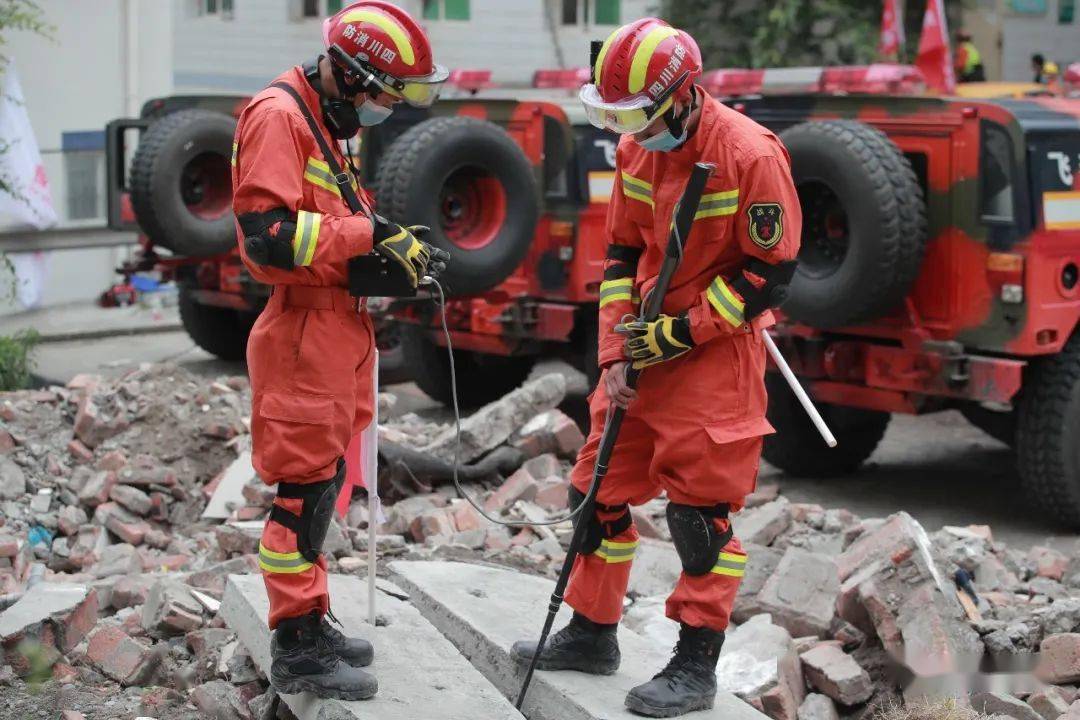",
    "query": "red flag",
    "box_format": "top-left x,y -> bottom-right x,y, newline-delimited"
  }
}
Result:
915,0 -> 956,94
879,0 -> 905,60
335,432 -> 363,518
